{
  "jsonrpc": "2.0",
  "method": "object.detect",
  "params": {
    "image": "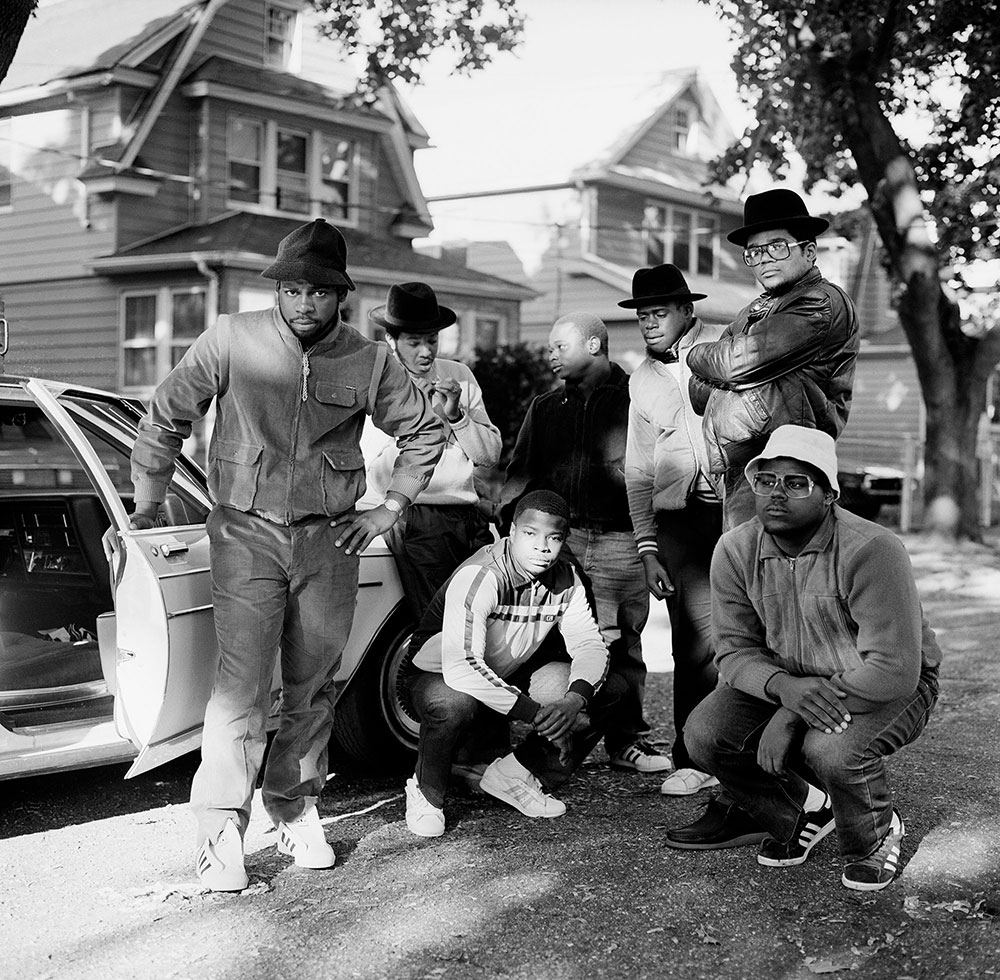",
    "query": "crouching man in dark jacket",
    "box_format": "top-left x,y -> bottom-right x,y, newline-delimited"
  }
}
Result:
688,189 -> 859,529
